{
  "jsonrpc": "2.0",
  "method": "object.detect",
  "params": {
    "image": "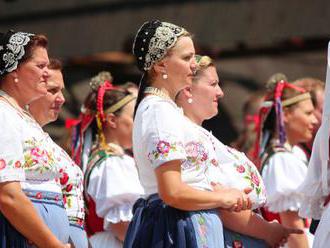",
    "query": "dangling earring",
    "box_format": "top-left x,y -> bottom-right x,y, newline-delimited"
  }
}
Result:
187,98 -> 193,104
14,78 -> 19,83
162,73 -> 168,80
